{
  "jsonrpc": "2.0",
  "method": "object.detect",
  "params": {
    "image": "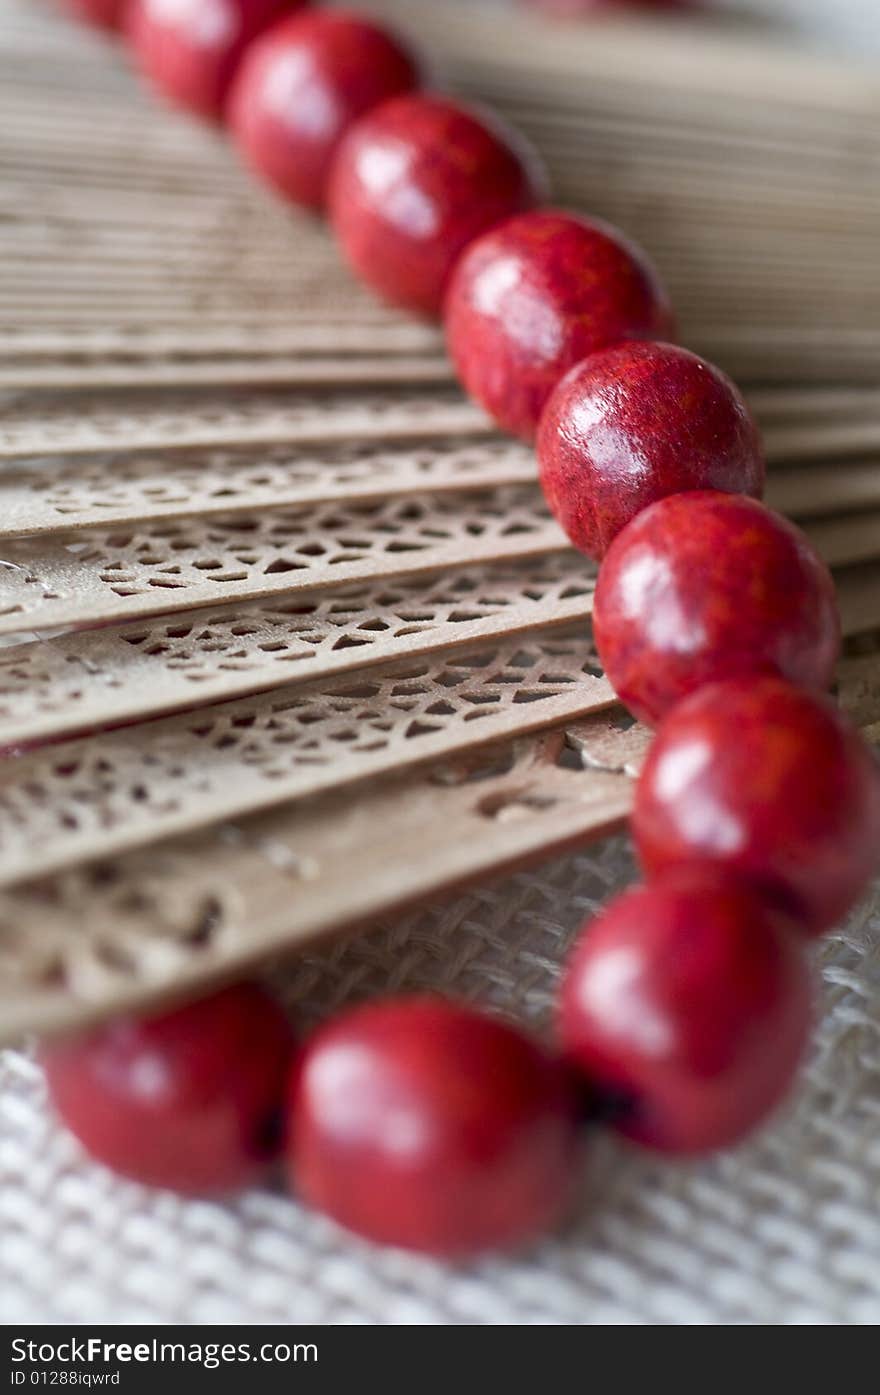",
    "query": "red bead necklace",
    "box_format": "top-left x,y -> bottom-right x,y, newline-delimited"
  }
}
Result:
47,0 -> 880,1257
